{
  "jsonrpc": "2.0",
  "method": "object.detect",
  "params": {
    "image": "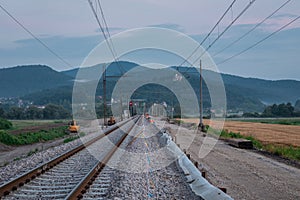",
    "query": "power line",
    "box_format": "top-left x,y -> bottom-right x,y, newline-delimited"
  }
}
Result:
179,0 -> 256,74
191,0 -> 256,66
97,0 -> 112,44
178,0 -> 237,68
0,4 -> 73,68
216,15 -> 300,66
88,0 -> 115,58
213,0 -> 292,57
88,0 -> 124,74
97,0 -> 124,73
